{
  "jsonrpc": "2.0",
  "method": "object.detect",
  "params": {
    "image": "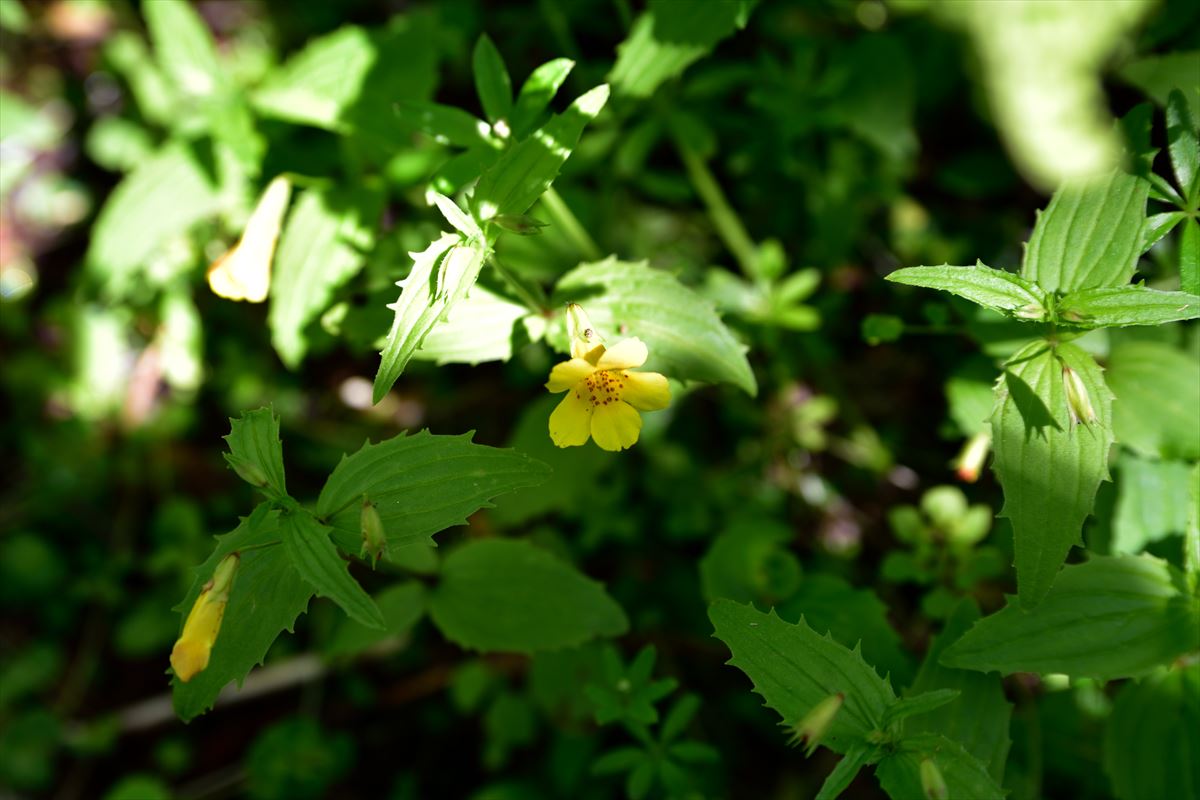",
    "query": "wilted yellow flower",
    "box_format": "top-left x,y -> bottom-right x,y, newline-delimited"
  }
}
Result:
545,304 -> 670,451
207,176 -> 291,303
170,553 -> 239,683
